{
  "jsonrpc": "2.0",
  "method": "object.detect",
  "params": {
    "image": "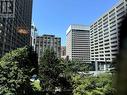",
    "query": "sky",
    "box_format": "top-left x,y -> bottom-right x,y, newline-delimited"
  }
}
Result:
32,0 -> 119,46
